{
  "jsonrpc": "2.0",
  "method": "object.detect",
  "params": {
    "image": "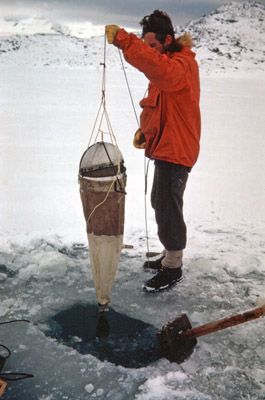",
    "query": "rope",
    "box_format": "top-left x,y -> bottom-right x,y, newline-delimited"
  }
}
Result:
0,319 -> 30,326
144,159 -> 150,255
0,344 -> 11,359
118,50 -> 140,127
85,179 -> 116,225
0,373 -> 34,381
117,48 -> 150,256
